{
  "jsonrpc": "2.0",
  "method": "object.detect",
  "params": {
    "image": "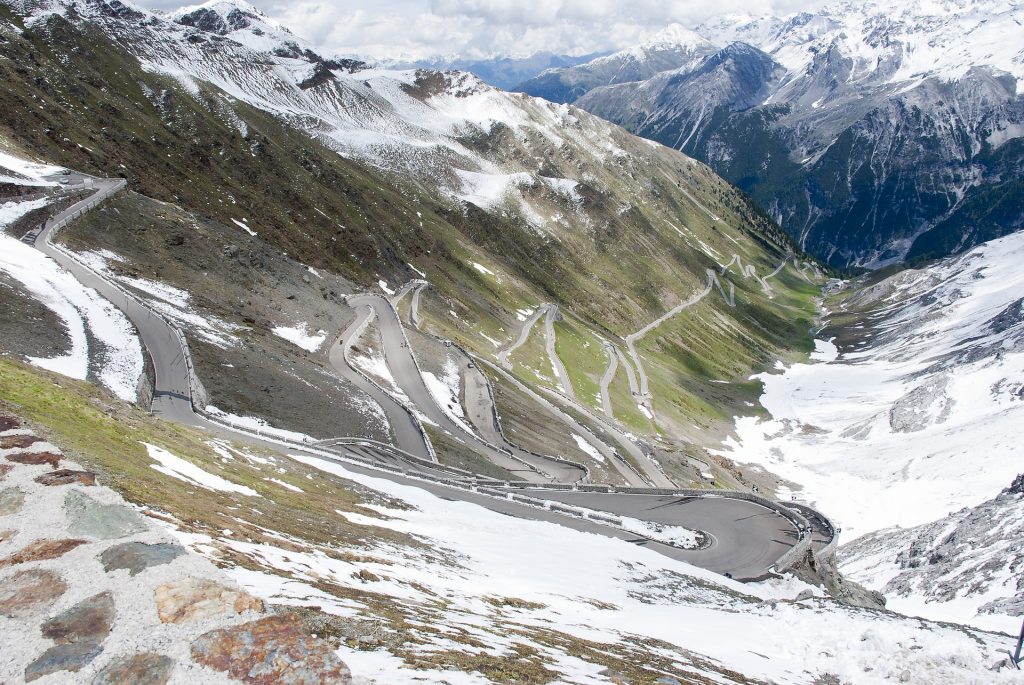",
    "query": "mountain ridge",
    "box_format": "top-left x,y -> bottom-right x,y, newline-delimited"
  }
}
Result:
517,0 -> 1024,270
